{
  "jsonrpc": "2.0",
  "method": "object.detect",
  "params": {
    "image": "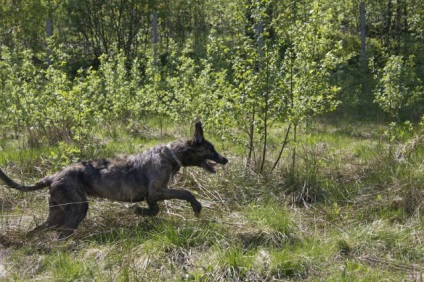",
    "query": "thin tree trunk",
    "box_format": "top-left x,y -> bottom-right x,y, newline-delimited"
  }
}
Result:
360,2 -> 366,64
271,123 -> 291,172
247,109 -> 255,166
292,124 -> 297,172
153,12 -> 158,67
